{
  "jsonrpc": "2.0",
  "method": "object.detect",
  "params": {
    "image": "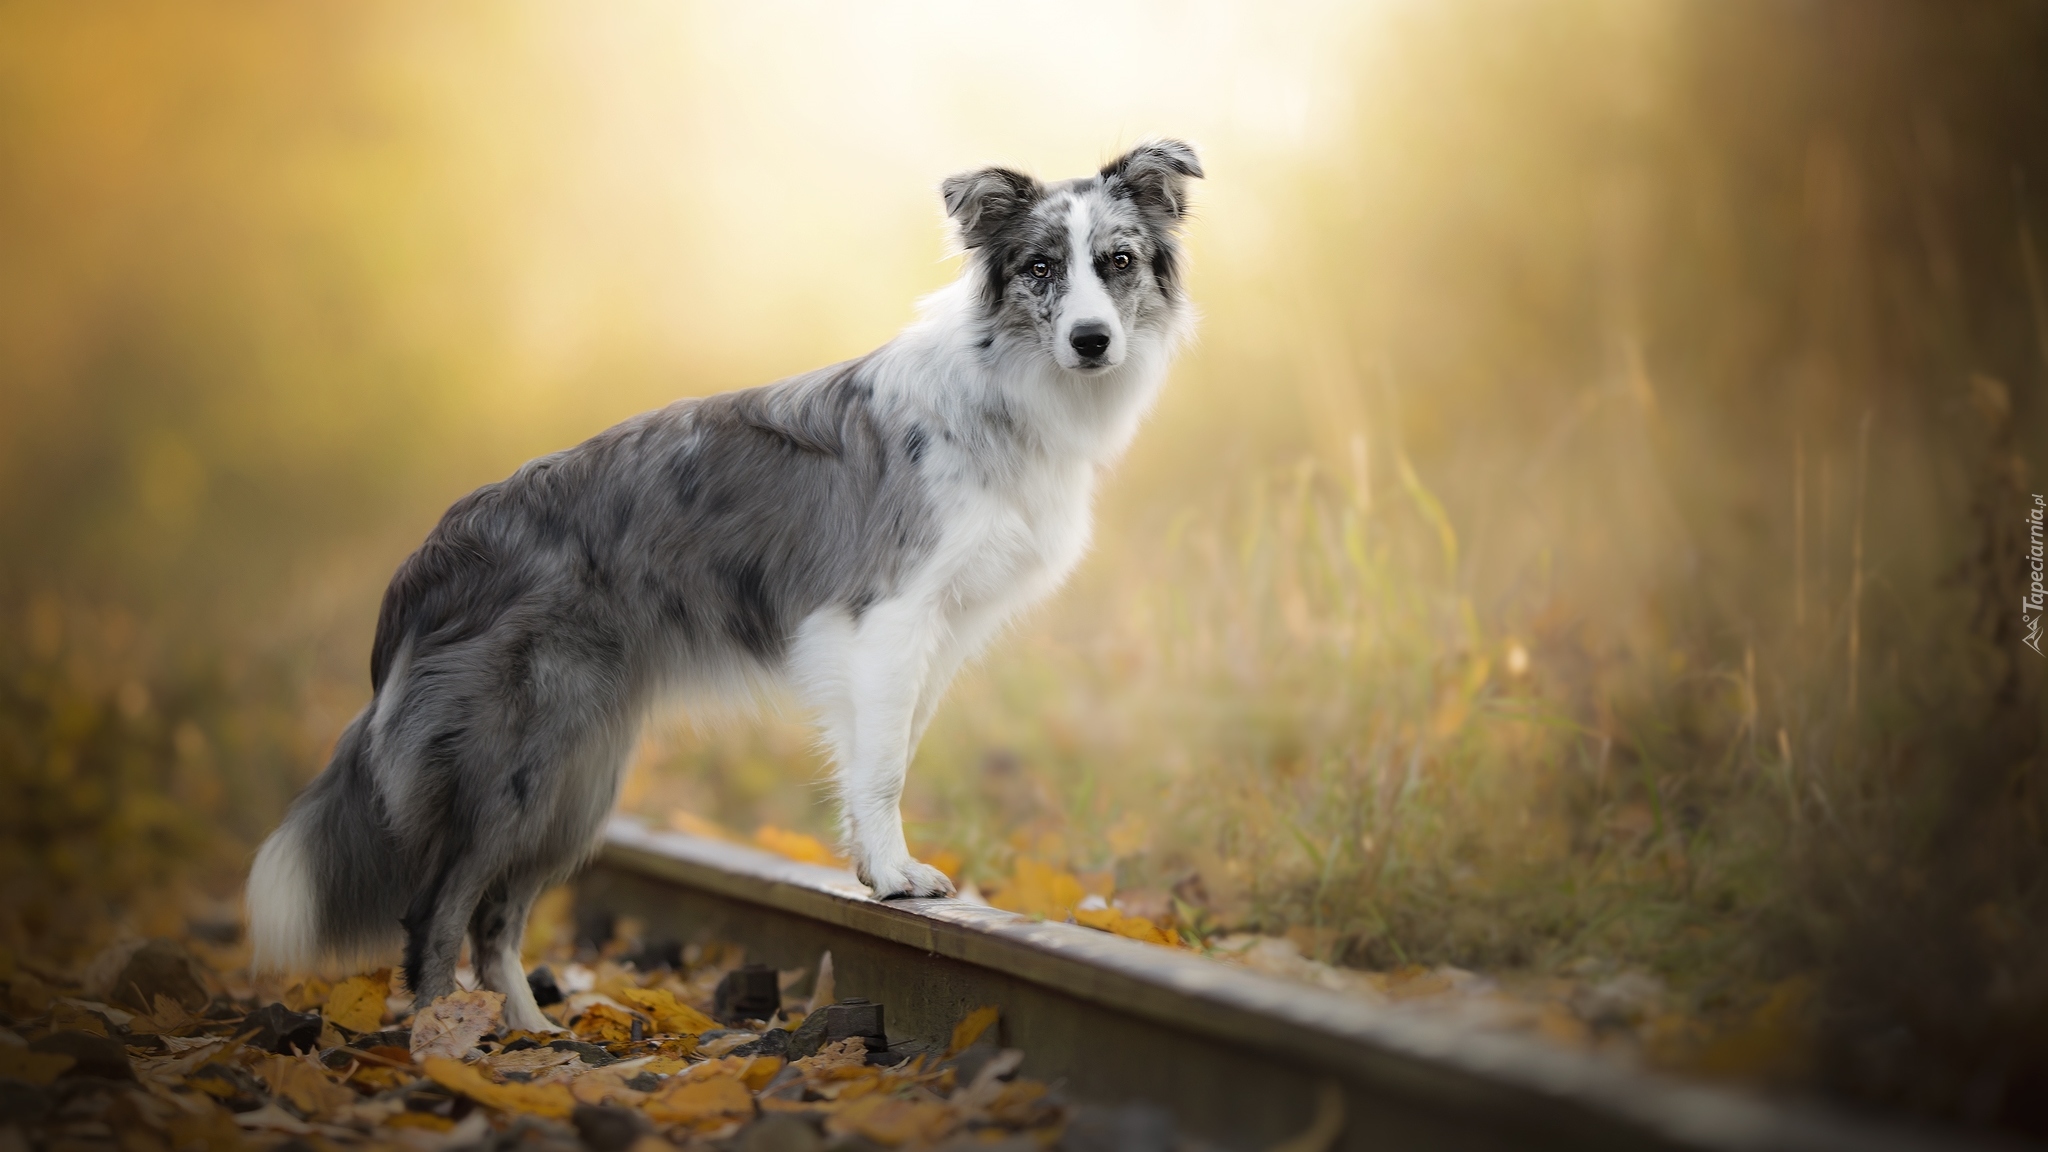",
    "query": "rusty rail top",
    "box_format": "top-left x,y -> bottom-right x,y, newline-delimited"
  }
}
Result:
587,817 -> 2004,1152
